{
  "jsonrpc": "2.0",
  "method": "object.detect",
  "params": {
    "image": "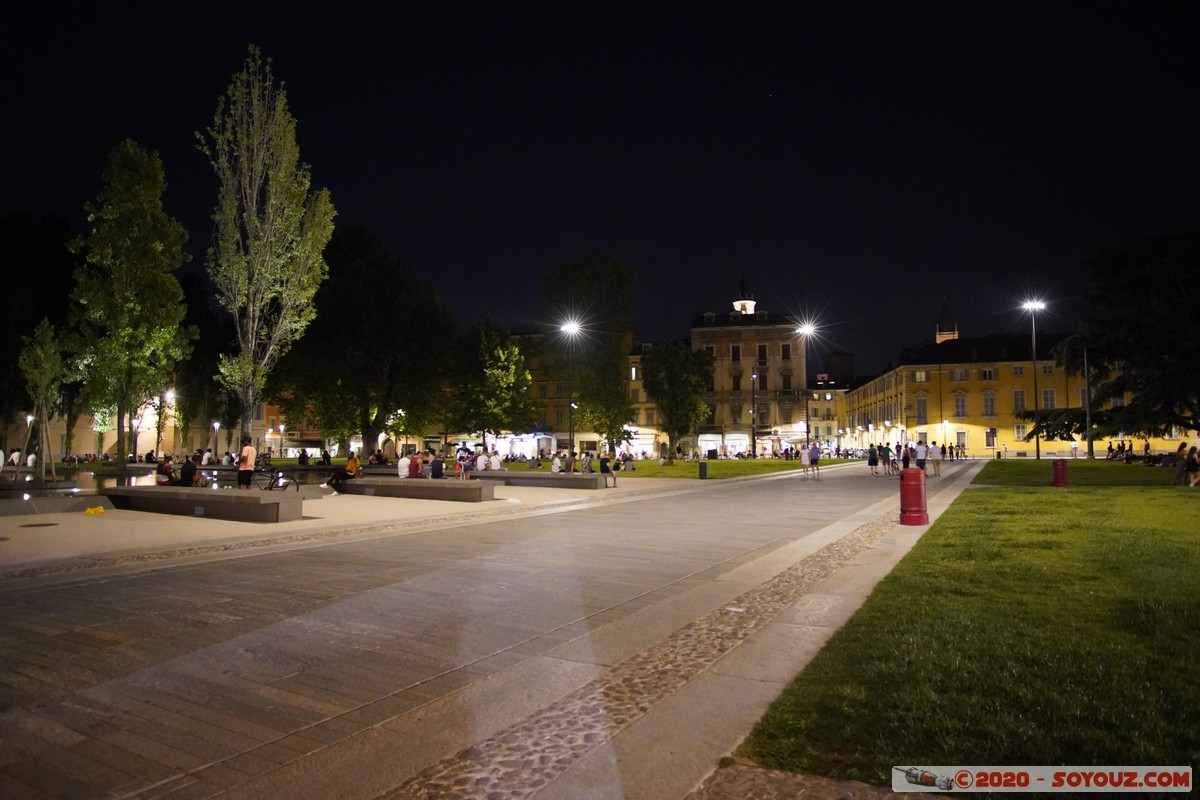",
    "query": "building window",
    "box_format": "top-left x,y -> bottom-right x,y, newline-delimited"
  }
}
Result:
731,344 -> 741,361
538,383 -> 548,399
1013,390 -> 1026,413
731,374 -> 742,392
555,382 -> 566,397
555,409 -> 565,425
913,370 -> 929,382
980,367 -> 996,381
954,393 -> 967,417
1015,424 -> 1028,441
982,391 -> 996,417
950,368 -> 968,381
630,388 -> 640,403
781,374 -> 792,391
1013,365 -> 1025,377
1111,394 -> 1125,408
704,345 -> 715,357
646,410 -> 655,425
915,396 -> 928,425
758,373 -> 767,391
1079,387 -> 1087,407
781,343 -> 791,360
630,366 -> 640,381
1042,388 -> 1056,410
757,343 -> 768,363
1042,364 -> 1054,376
